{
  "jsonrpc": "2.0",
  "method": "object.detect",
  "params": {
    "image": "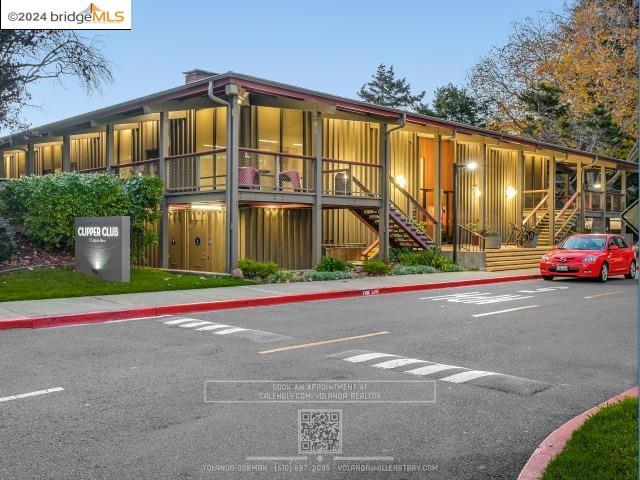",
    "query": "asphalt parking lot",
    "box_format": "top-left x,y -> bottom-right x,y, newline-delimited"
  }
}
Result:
0,277 -> 636,479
